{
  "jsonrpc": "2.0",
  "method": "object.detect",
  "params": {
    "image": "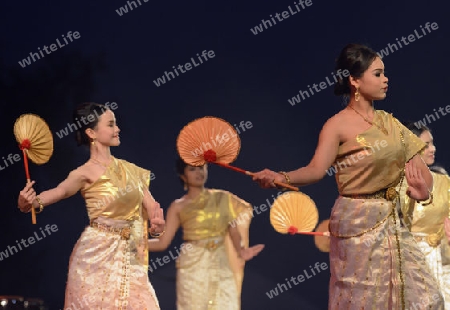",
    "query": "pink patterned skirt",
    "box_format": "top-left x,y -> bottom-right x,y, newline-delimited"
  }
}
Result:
64,217 -> 159,310
328,196 -> 444,310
